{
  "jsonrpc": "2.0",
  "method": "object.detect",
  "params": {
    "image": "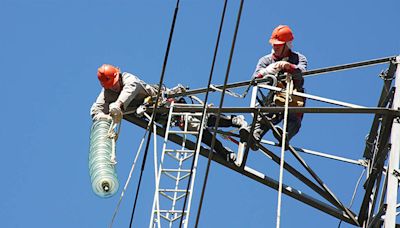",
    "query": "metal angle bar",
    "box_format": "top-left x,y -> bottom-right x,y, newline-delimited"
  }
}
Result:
363,61 -> 397,158
163,172 -> 178,181
154,106 -> 400,116
124,115 -> 359,226
160,191 -> 188,202
258,84 -> 364,108
181,153 -> 194,162
159,210 -> 187,213
179,173 -> 191,181
368,204 -> 387,228
168,130 -> 199,135
159,189 -> 189,193
159,191 -> 175,201
242,166 -> 359,226
260,139 -> 367,166
367,171 -> 384,225
256,143 -> 353,213
302,56 -> 396,78
159,214 -> 173,223
175,193 -> 188,202
239,109 -> 259,169
171,112 -> 204,116
358,115 -> 394,225
164,149 -> 195,153
167,56 -> 396,98
162,169 -> 191,173
173,103 -> 204,107
218,130 -> 366,167
363,81 -> 392,159
260,116 -> 359,224
165,152 -> 182,162
383,56 -> 400,228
